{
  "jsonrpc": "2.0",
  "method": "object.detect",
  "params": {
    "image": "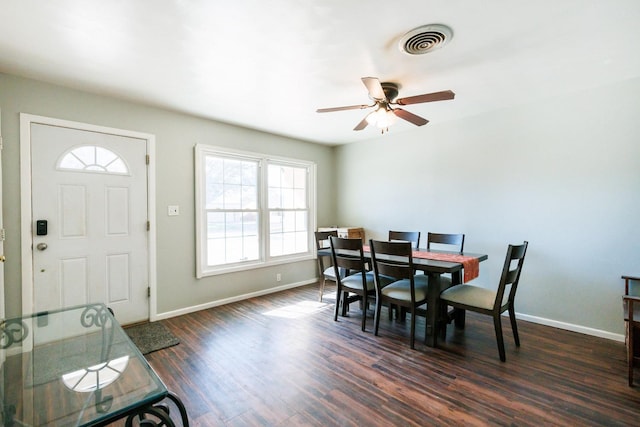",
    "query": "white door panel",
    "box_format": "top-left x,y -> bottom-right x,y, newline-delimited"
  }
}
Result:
0,108 -> 4,320
31,122 -> 149,324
